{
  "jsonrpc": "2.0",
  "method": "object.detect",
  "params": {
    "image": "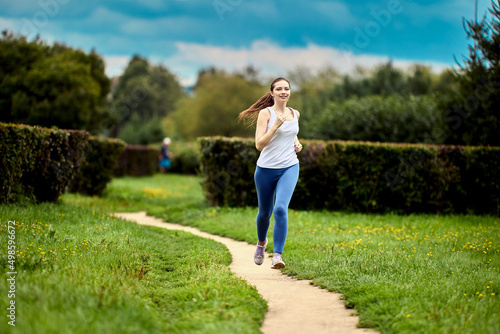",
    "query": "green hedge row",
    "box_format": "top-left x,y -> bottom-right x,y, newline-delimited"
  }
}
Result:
199,137 -> 500,215
199,137 -> 258,207
0,123 -> 88,203
169,141 -> 200,175
0,122 -> 127,202
69,136 -> 126,196
114,145 -> 159,177
113,142 -> 200,177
